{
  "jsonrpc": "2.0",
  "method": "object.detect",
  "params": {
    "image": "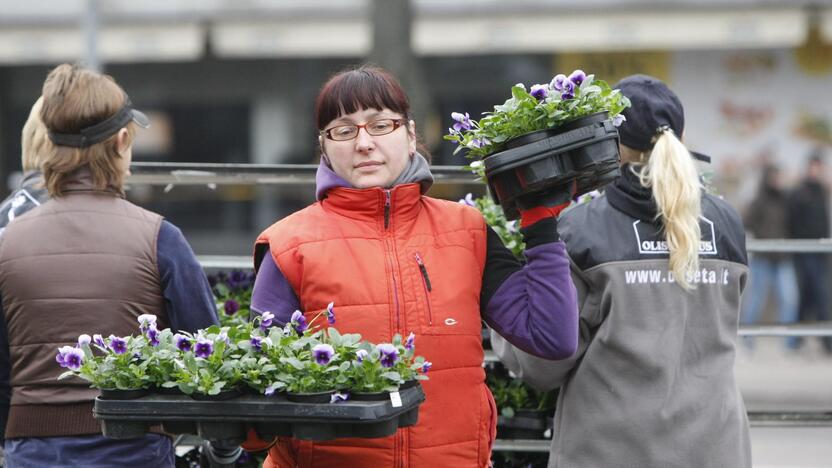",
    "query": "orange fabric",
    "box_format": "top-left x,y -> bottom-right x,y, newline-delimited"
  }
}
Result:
255,183 -> 495,467
241,428 -> 277,453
